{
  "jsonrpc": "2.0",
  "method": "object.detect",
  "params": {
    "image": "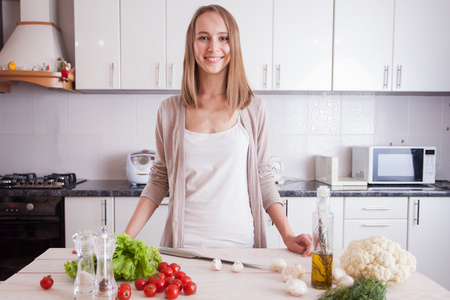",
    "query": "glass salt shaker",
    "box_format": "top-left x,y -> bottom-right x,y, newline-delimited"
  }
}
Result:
94,227 -> 117,299
72,230 -> 96,299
